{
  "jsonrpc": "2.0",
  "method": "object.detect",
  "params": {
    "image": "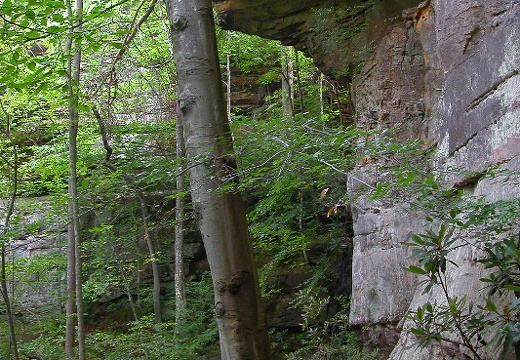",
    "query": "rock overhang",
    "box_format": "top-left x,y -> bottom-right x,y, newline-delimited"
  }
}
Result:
214,0 -> 423,81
